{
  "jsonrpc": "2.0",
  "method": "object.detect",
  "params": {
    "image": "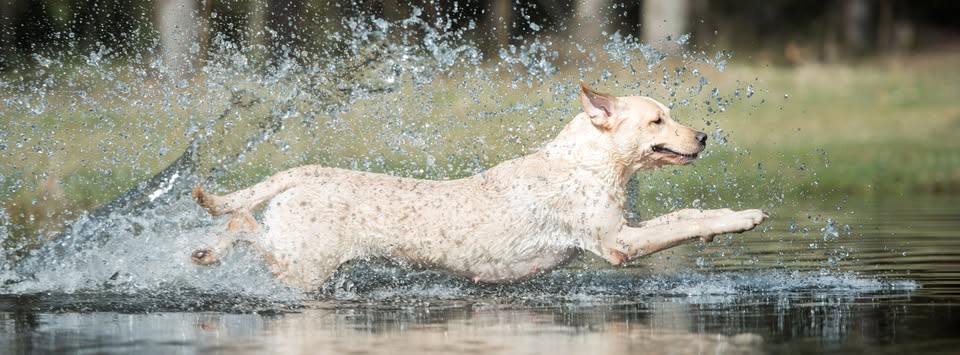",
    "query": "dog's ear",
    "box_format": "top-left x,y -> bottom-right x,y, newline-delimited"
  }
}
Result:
580,82 -> 620,130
